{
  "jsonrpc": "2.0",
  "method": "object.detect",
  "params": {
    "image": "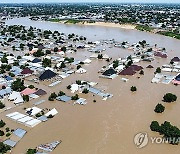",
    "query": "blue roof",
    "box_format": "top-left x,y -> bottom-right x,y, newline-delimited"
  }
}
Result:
38,115 -> 48,122
89,87 -> 100,94
32,58 -> 41,63
5,76 -> 13,81
3,139 -> 17,147
56,95 -> 71,102
13,128 -> 27,138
